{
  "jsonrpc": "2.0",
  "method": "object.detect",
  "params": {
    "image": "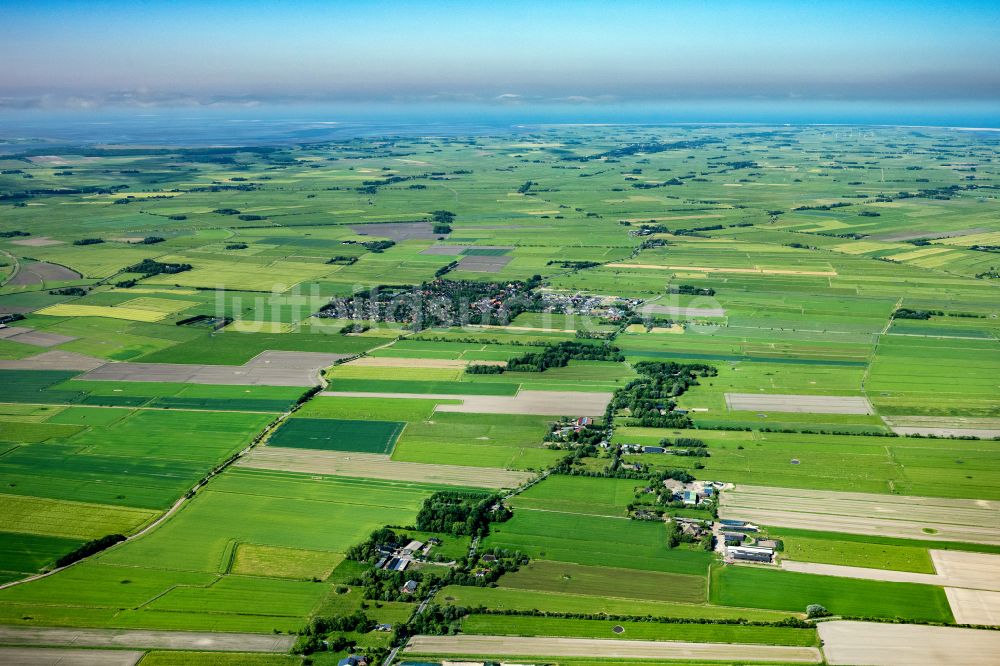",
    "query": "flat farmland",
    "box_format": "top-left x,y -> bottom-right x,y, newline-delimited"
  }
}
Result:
819,620 -> 1000,666
436,585 -> 796,621
724,392 -> 873,414
618,427 -> 1000,498
267,417 -> 404,453
392,411 -> 560,470
240,446 -> 534,488
710,564 -> 954,622
507,475 -> 640,517
0,495 -> 155,540
404,634 -> 823,663
461,614 -> 818,646
721,485 -> 1000,545
778,532 -> 936,573
483,508 -> 715,575
0,409 -> 274,509
1,124 -> 999,645
0,647 -> 144,665
498,560 -> 706,604
0,468 -> 449,631
0,532 -> 85,583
